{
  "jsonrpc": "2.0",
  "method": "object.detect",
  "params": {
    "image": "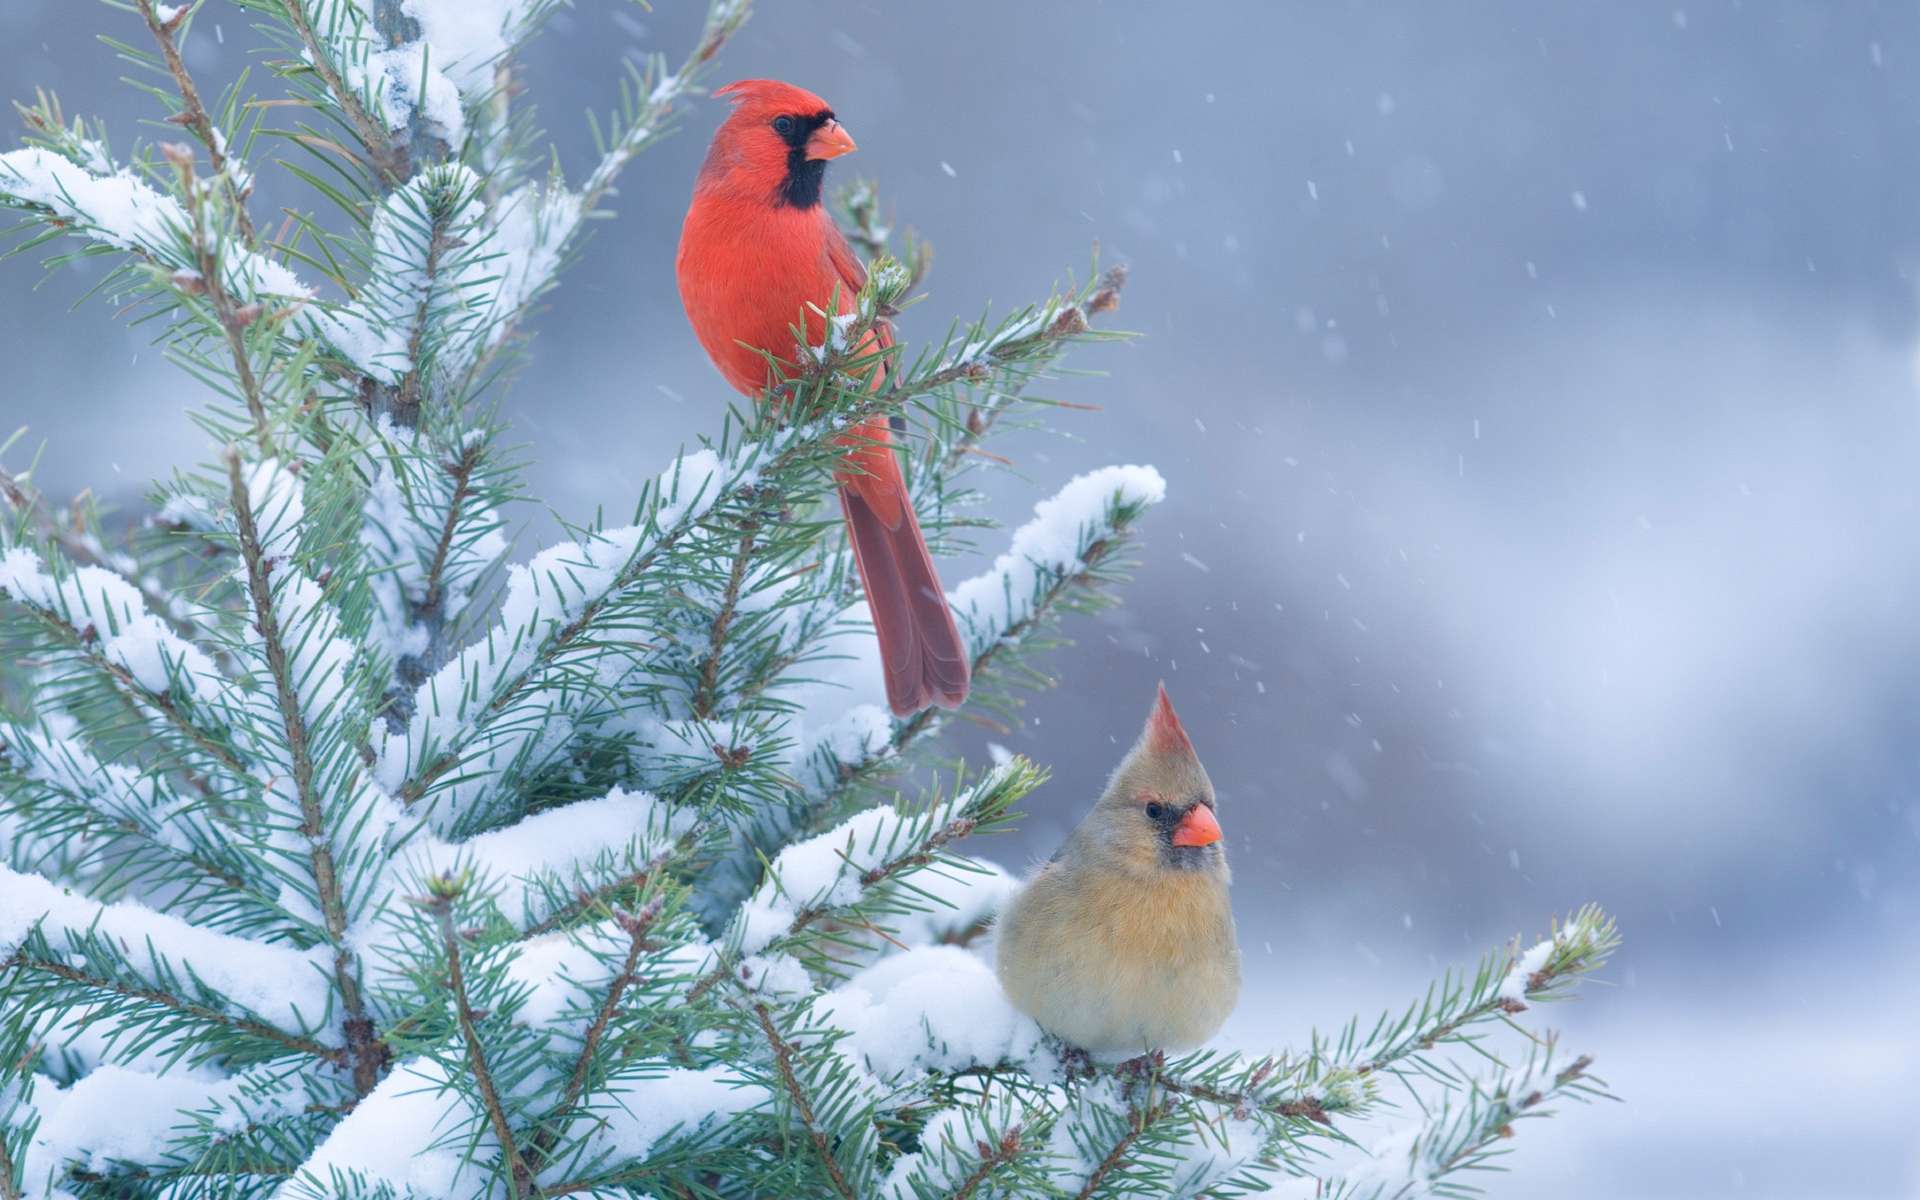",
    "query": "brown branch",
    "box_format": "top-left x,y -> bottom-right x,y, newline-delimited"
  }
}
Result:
691,520 -> 759,720
168,149 -> 271,454
6,951 -> 345,1065
225,449 -> 386,1094
279,0 -> 407,185
433,899 -> 537,1198
64,1161 -> 295,1186
1143,1066 -> 1333,1126
134,0 -> 256,243
6,599 -> 249,780
945,1128 -> 1024,1200
0,1115 -> 19,1200
750,1000 -> 856,1200
524,898 -> 665,1175
516,834 -> 696,940
1073,1100 -> 1171,1200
